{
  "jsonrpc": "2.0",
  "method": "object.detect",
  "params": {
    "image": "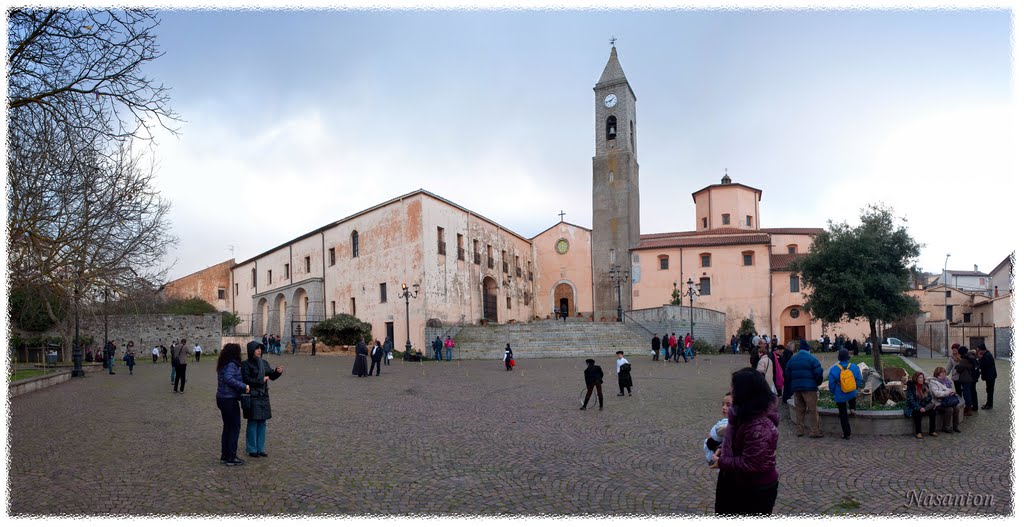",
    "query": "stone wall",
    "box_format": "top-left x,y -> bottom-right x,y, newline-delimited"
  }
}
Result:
623,305 -> 727,348
78,313 -> 222,356
995,327 -> 1013,358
